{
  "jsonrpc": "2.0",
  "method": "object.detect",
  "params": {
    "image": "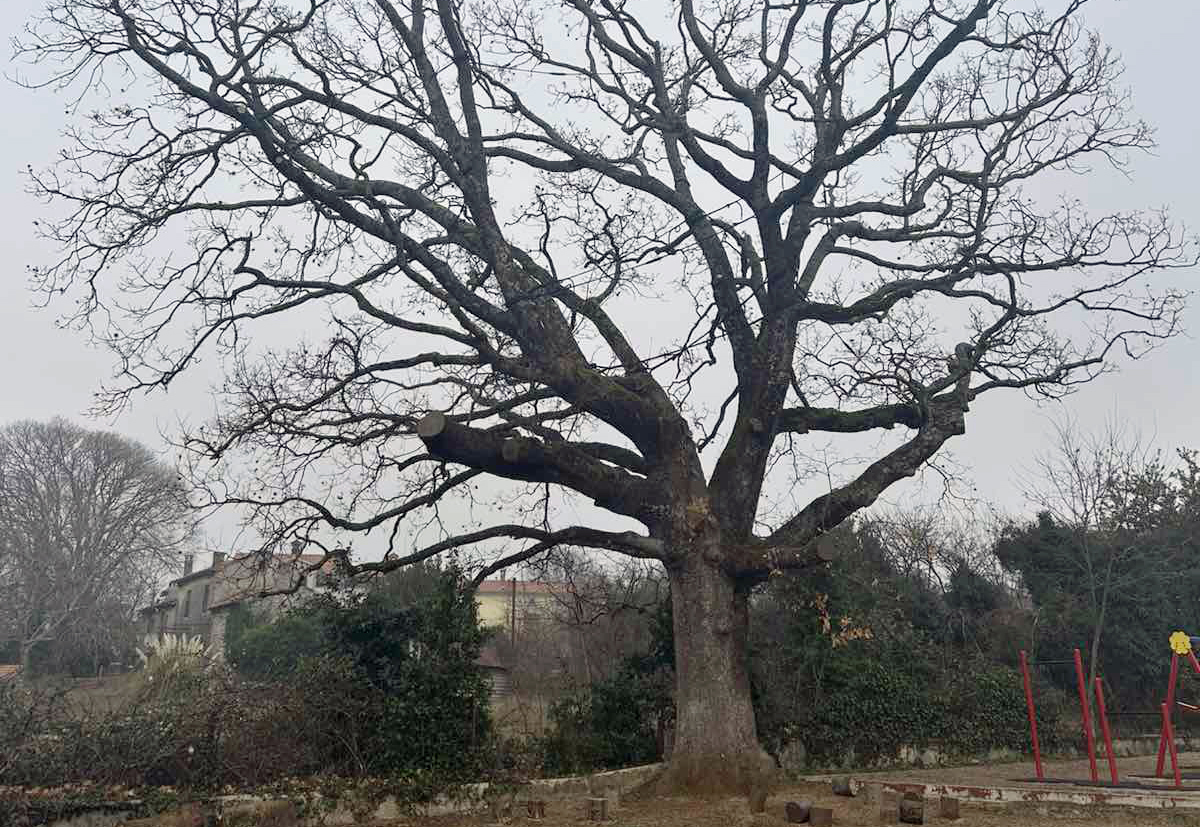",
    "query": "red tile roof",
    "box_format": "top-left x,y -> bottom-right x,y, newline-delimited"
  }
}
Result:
476,579 -> 559,595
